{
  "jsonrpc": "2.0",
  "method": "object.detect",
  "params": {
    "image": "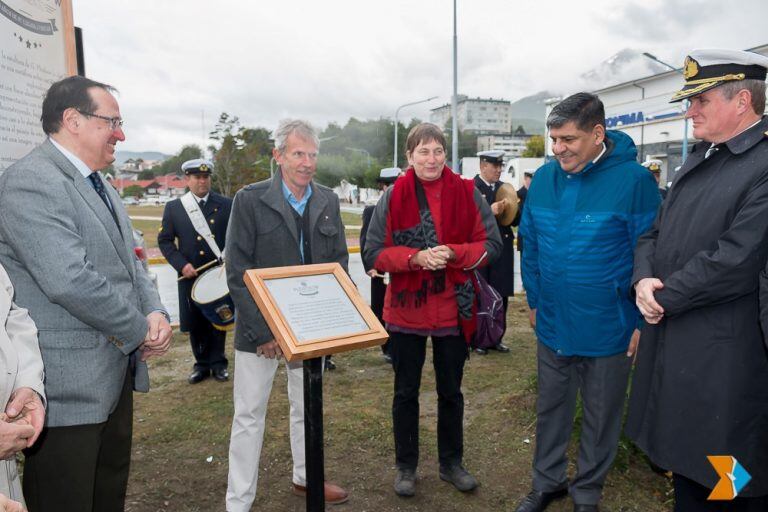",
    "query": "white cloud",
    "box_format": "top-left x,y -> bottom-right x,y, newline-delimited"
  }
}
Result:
72,0 -> 768,153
